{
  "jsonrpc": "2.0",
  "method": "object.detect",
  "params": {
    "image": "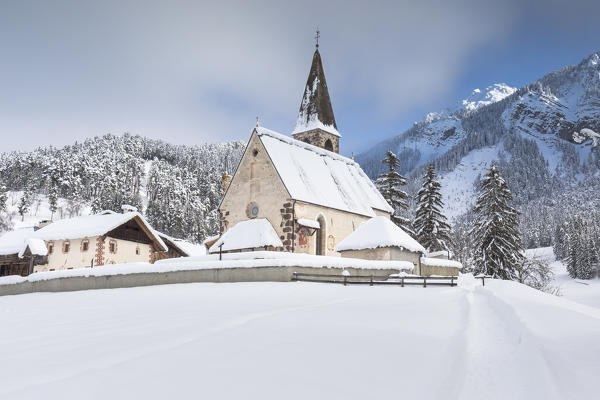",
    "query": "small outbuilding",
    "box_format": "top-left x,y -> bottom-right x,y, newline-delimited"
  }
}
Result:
334,216 -> 426,269
209,219 -> 283,254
